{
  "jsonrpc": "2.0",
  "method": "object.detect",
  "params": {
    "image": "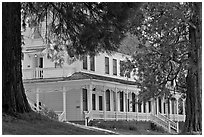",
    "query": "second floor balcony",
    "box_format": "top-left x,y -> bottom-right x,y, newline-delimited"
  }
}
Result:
22,67 -> 77,80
